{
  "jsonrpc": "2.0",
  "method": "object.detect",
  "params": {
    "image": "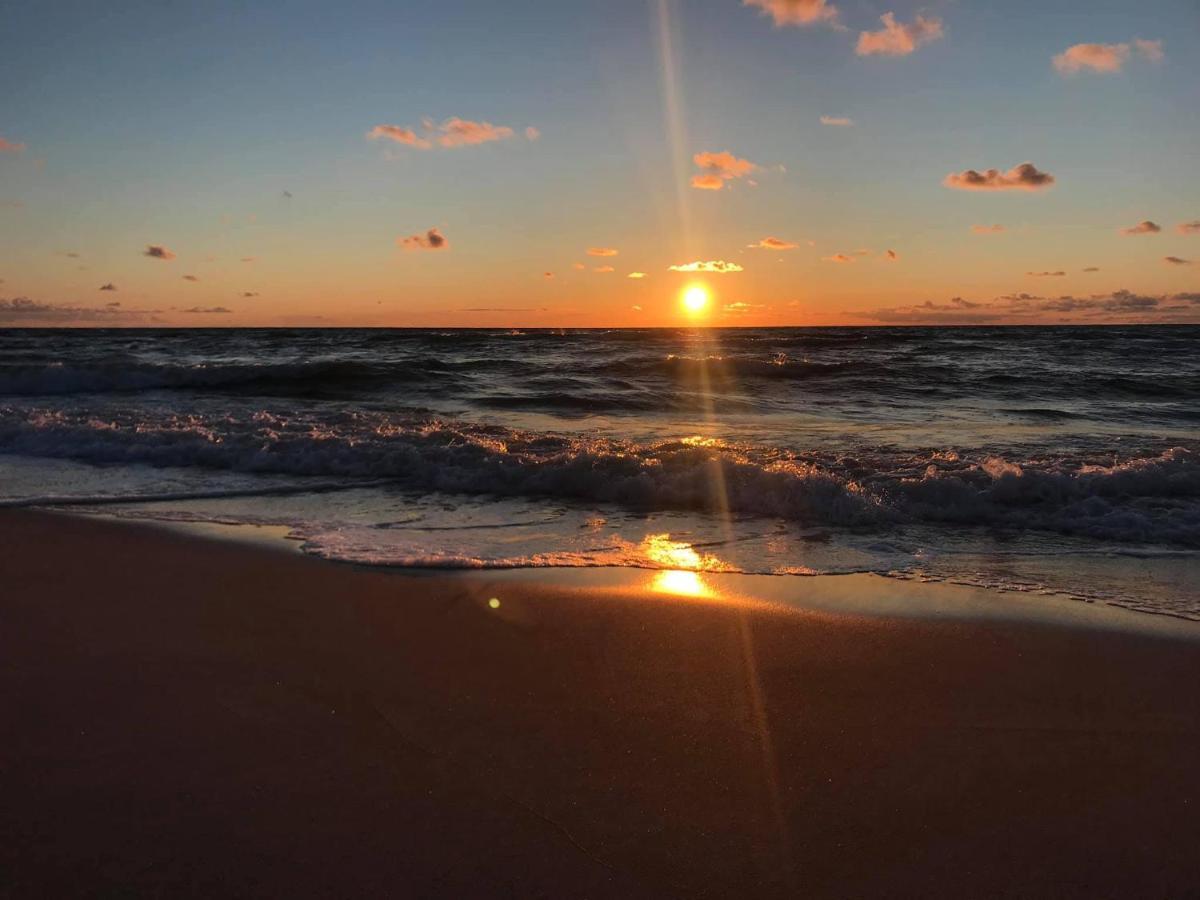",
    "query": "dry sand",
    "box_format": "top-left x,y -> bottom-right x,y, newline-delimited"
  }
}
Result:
2,510 -> 1198,898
